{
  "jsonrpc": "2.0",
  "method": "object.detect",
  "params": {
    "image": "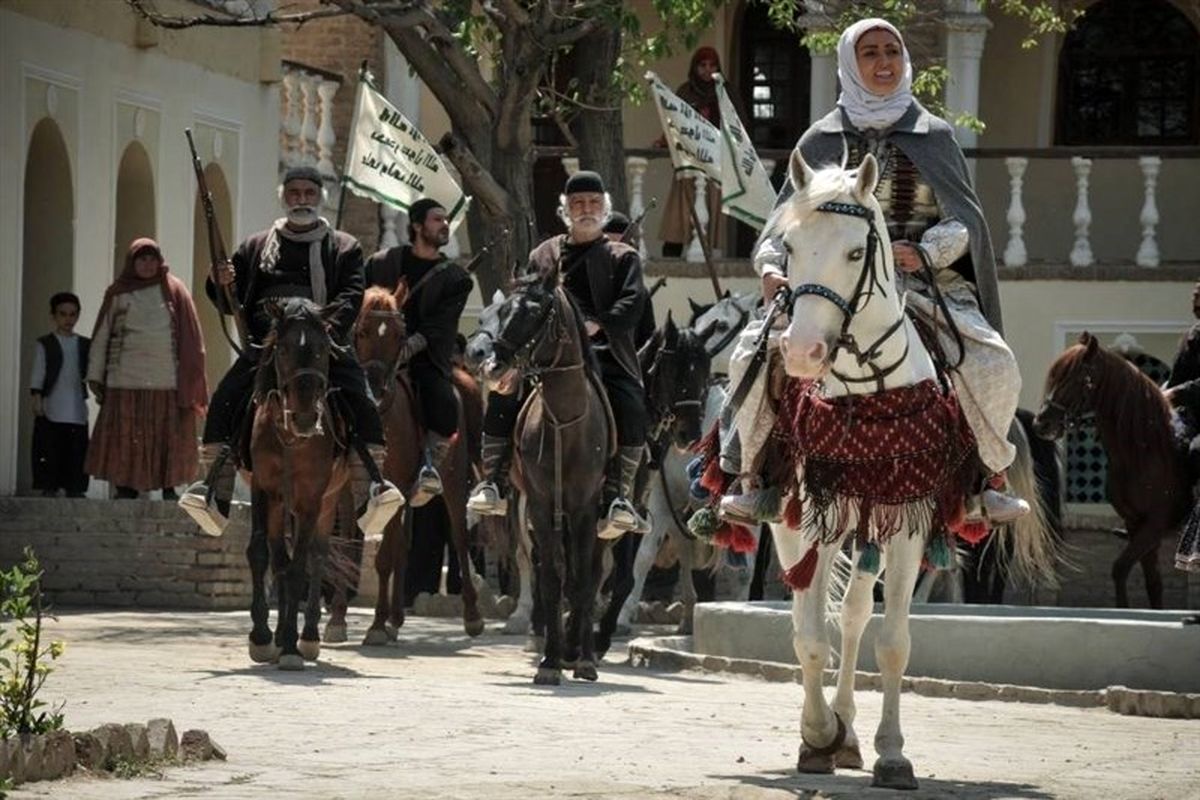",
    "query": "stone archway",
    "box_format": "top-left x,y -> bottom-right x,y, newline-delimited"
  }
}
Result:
18,118 -> 75,493
113,140 -> 156,277
192,163 -> 235,391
